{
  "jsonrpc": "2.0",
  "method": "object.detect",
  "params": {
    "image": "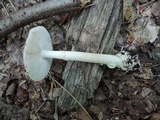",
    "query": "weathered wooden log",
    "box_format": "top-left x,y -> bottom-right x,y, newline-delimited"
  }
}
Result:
58,0 -> 122,111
